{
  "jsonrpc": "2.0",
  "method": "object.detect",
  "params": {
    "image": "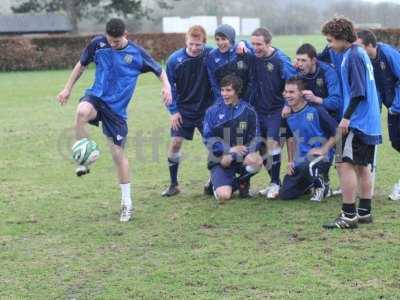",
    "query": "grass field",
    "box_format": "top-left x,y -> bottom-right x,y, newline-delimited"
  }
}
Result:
1,35 -> 400,299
